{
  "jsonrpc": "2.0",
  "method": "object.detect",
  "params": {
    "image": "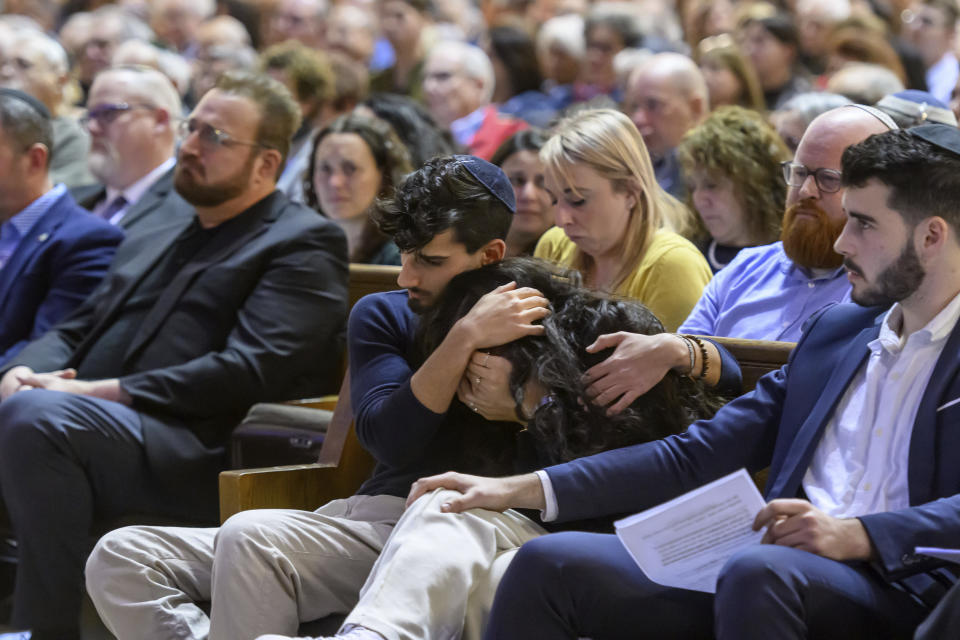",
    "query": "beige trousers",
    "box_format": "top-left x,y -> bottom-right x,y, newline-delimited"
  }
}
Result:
87,490 -> 545,640
85,495 -> 406,640
345,488 -> 548,640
